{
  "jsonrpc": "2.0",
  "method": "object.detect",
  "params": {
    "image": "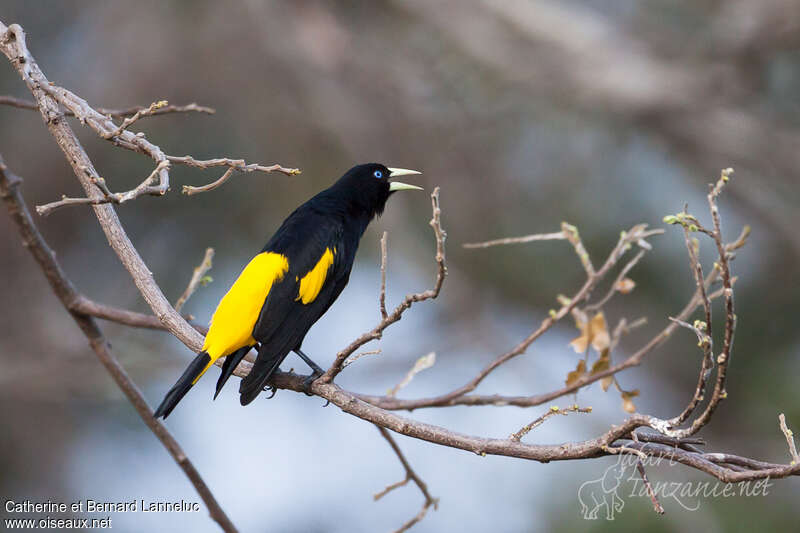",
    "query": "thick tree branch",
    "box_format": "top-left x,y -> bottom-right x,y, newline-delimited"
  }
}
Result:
1,24 -> 295,214
70,296 -> 206,333
0,157 -> 237,533
1,20 -> 207,351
